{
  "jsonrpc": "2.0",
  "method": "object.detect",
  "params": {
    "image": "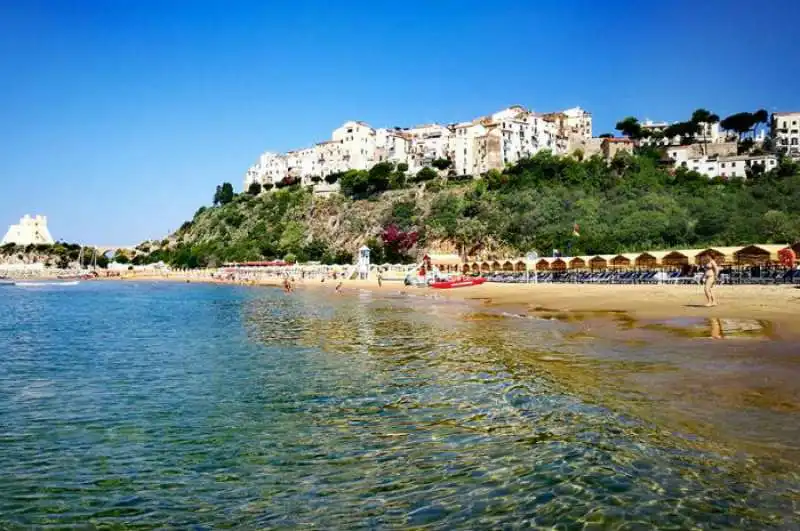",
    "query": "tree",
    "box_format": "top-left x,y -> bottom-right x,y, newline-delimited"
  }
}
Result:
690,108 -> 720,155
380,224 -> 419,263
415,167 -> 438,182
114,254 -> 130,264
431,158 -> 452,170
615,117 -> 643,140
218,182 -> 234,205
339,169 -> 369,197
397,162 -> 409,172
325,172 -> 341,184
247,182 -> 262,195
263,182 -> 274,191
598,133 -> 614,138
213,185 -> 222,206
367,162 -> 394,193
